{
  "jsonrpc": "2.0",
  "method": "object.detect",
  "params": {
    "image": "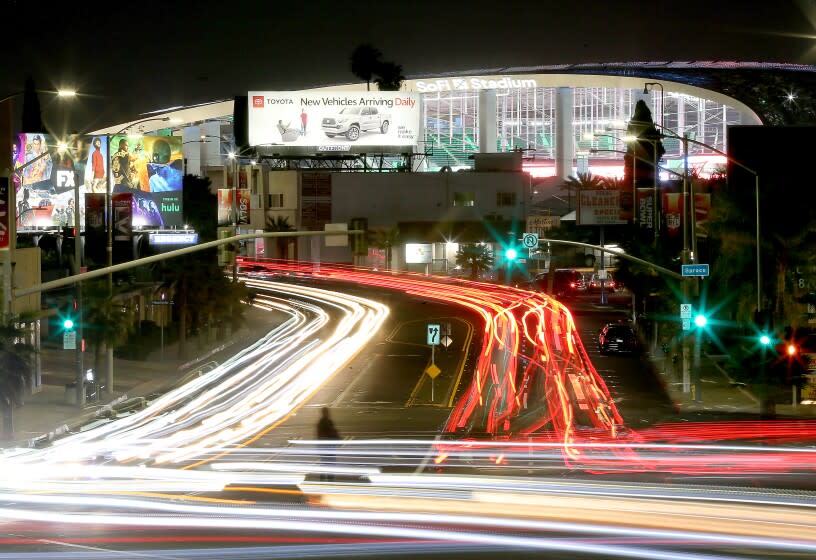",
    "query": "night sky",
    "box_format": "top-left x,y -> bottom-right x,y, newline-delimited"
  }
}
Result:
3,0 -> 815,134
